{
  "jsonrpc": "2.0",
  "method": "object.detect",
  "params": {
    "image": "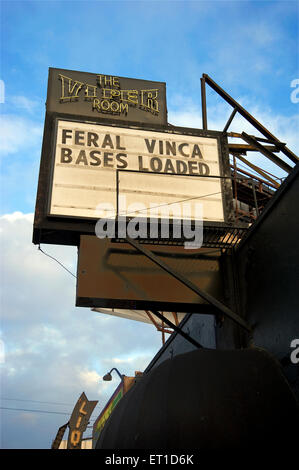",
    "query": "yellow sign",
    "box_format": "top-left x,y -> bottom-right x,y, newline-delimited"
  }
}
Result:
58,73 -> 160,116
67,392 -> 98,449
46,67 -> 167,125
92,383 -> 123,447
